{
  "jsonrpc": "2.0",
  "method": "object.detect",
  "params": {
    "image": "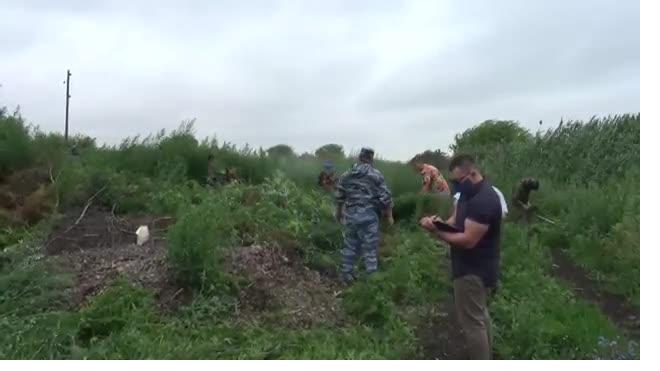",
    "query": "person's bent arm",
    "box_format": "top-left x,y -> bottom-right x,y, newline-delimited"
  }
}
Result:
435,218 -> 488,248
334,175 -> 346,223
446,204 -> 457,226
420,217 -> 488,249
376,174 -> 394,225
